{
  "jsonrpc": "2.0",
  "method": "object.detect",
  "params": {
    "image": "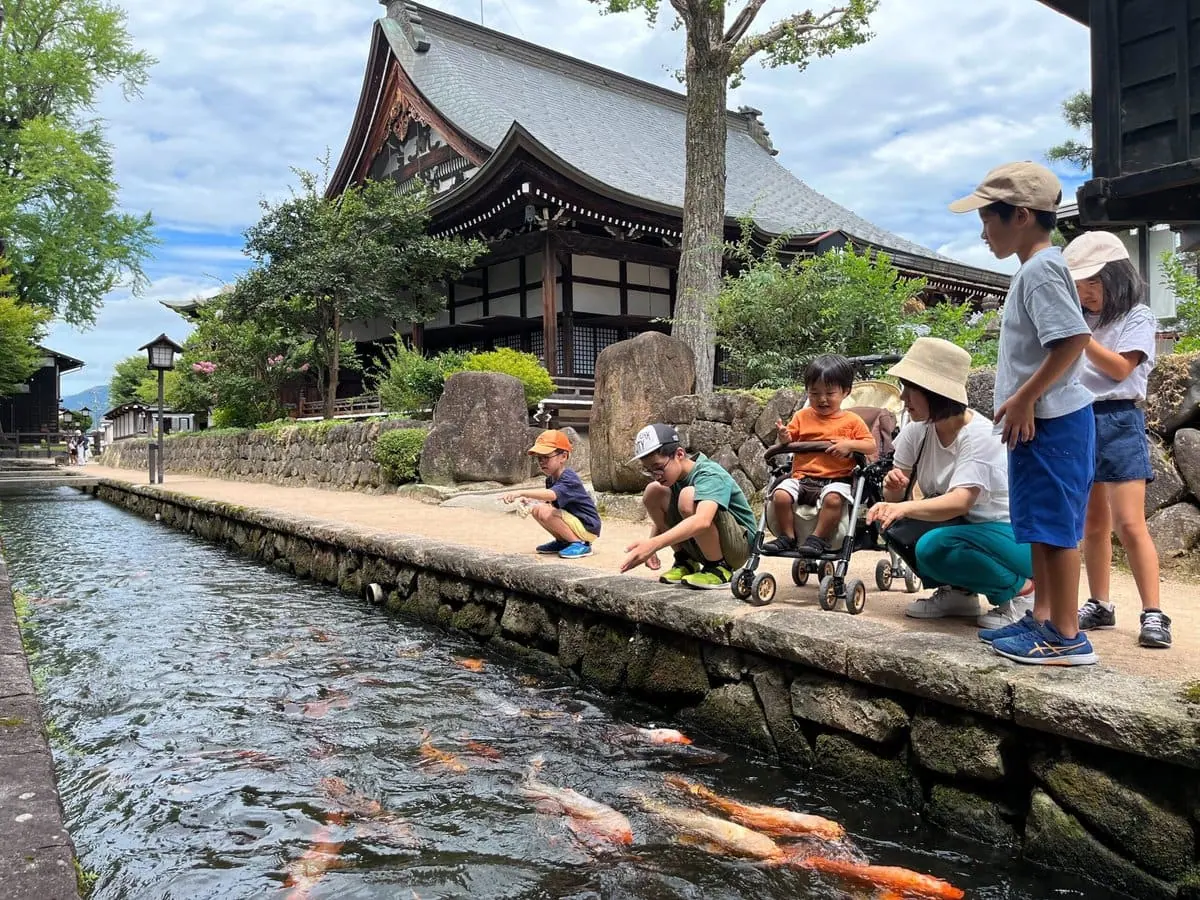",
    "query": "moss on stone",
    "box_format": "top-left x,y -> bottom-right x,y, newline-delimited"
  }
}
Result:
910,714 -> 1009,782
813,732 -> 922,808
0,716 -> 27,727
925,784 -> 1016,846
452,602 -> 499,639
752,668 -> 813,769
625,632 -> 710,701
1182,681 -> 1200,704
579,621 -> 632,691
680,682 -> 775,757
